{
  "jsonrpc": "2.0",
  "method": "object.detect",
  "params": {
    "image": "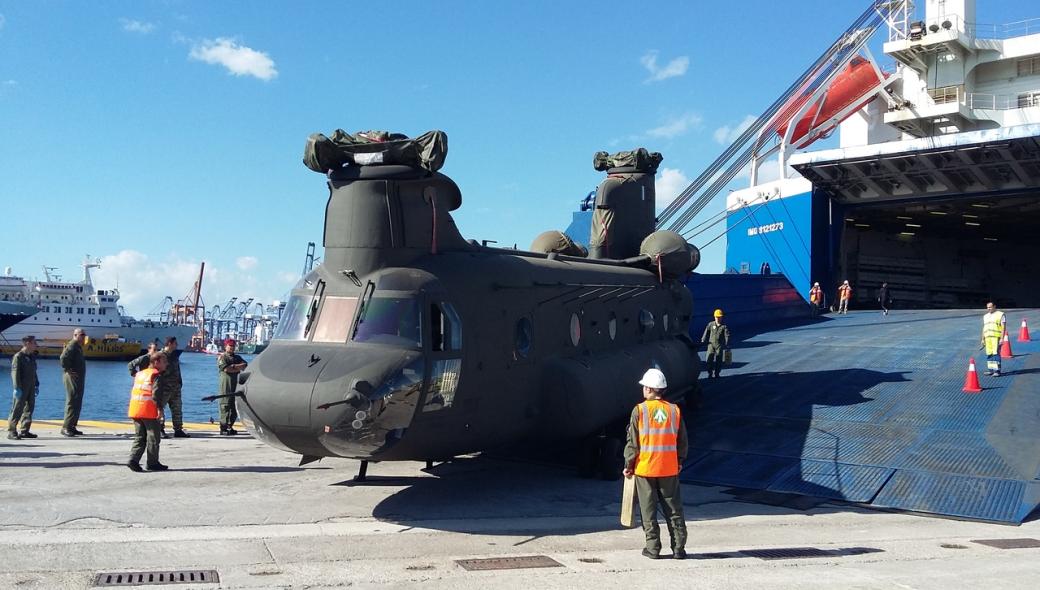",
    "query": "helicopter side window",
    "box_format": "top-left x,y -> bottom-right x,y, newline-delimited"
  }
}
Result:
311,296 -> 358,343
514,317 -> 533,360
423,358 -> 461,412
353,296 -> 422,349
430,302 -> 462,352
